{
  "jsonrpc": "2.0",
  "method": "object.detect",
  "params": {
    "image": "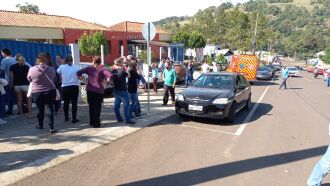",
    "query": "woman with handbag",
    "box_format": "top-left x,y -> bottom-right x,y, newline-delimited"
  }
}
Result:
27,54 -> 58,134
